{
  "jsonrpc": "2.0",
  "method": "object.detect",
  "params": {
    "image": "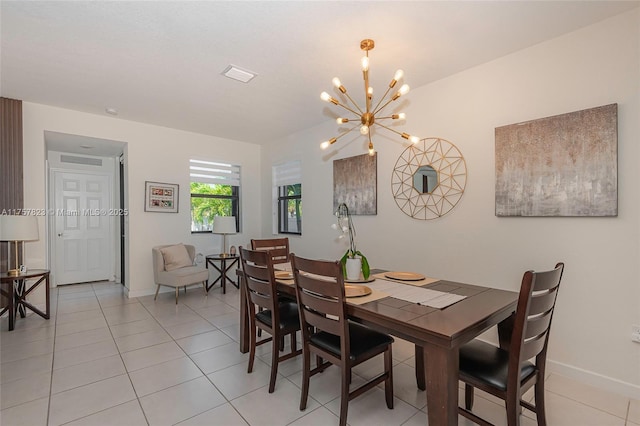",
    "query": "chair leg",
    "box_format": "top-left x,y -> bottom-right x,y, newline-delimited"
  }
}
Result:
290,332 -> 297,353
248,320 -> 256,374
505,389 -> 520,426
316,355 -> 326,372
183,285 -> 187,294
534,376 -> 547,426
465,384 -> 475,410
339,366 -> 350,426
268,332 -> 280,393
300,348 -> 311,410
154,285 -> 160,300
384,346 -> 394,409
175,287 -> 179,304
202,281 -> 207,296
